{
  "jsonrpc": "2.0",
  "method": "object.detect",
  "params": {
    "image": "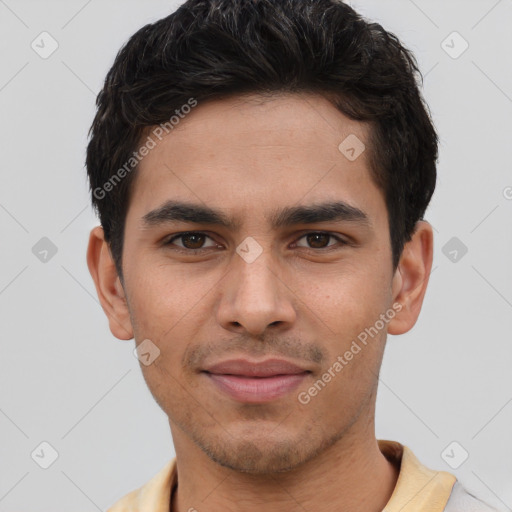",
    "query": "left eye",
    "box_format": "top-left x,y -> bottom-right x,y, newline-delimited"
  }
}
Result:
294,232 -> 346,249
165,232 -> 218,251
